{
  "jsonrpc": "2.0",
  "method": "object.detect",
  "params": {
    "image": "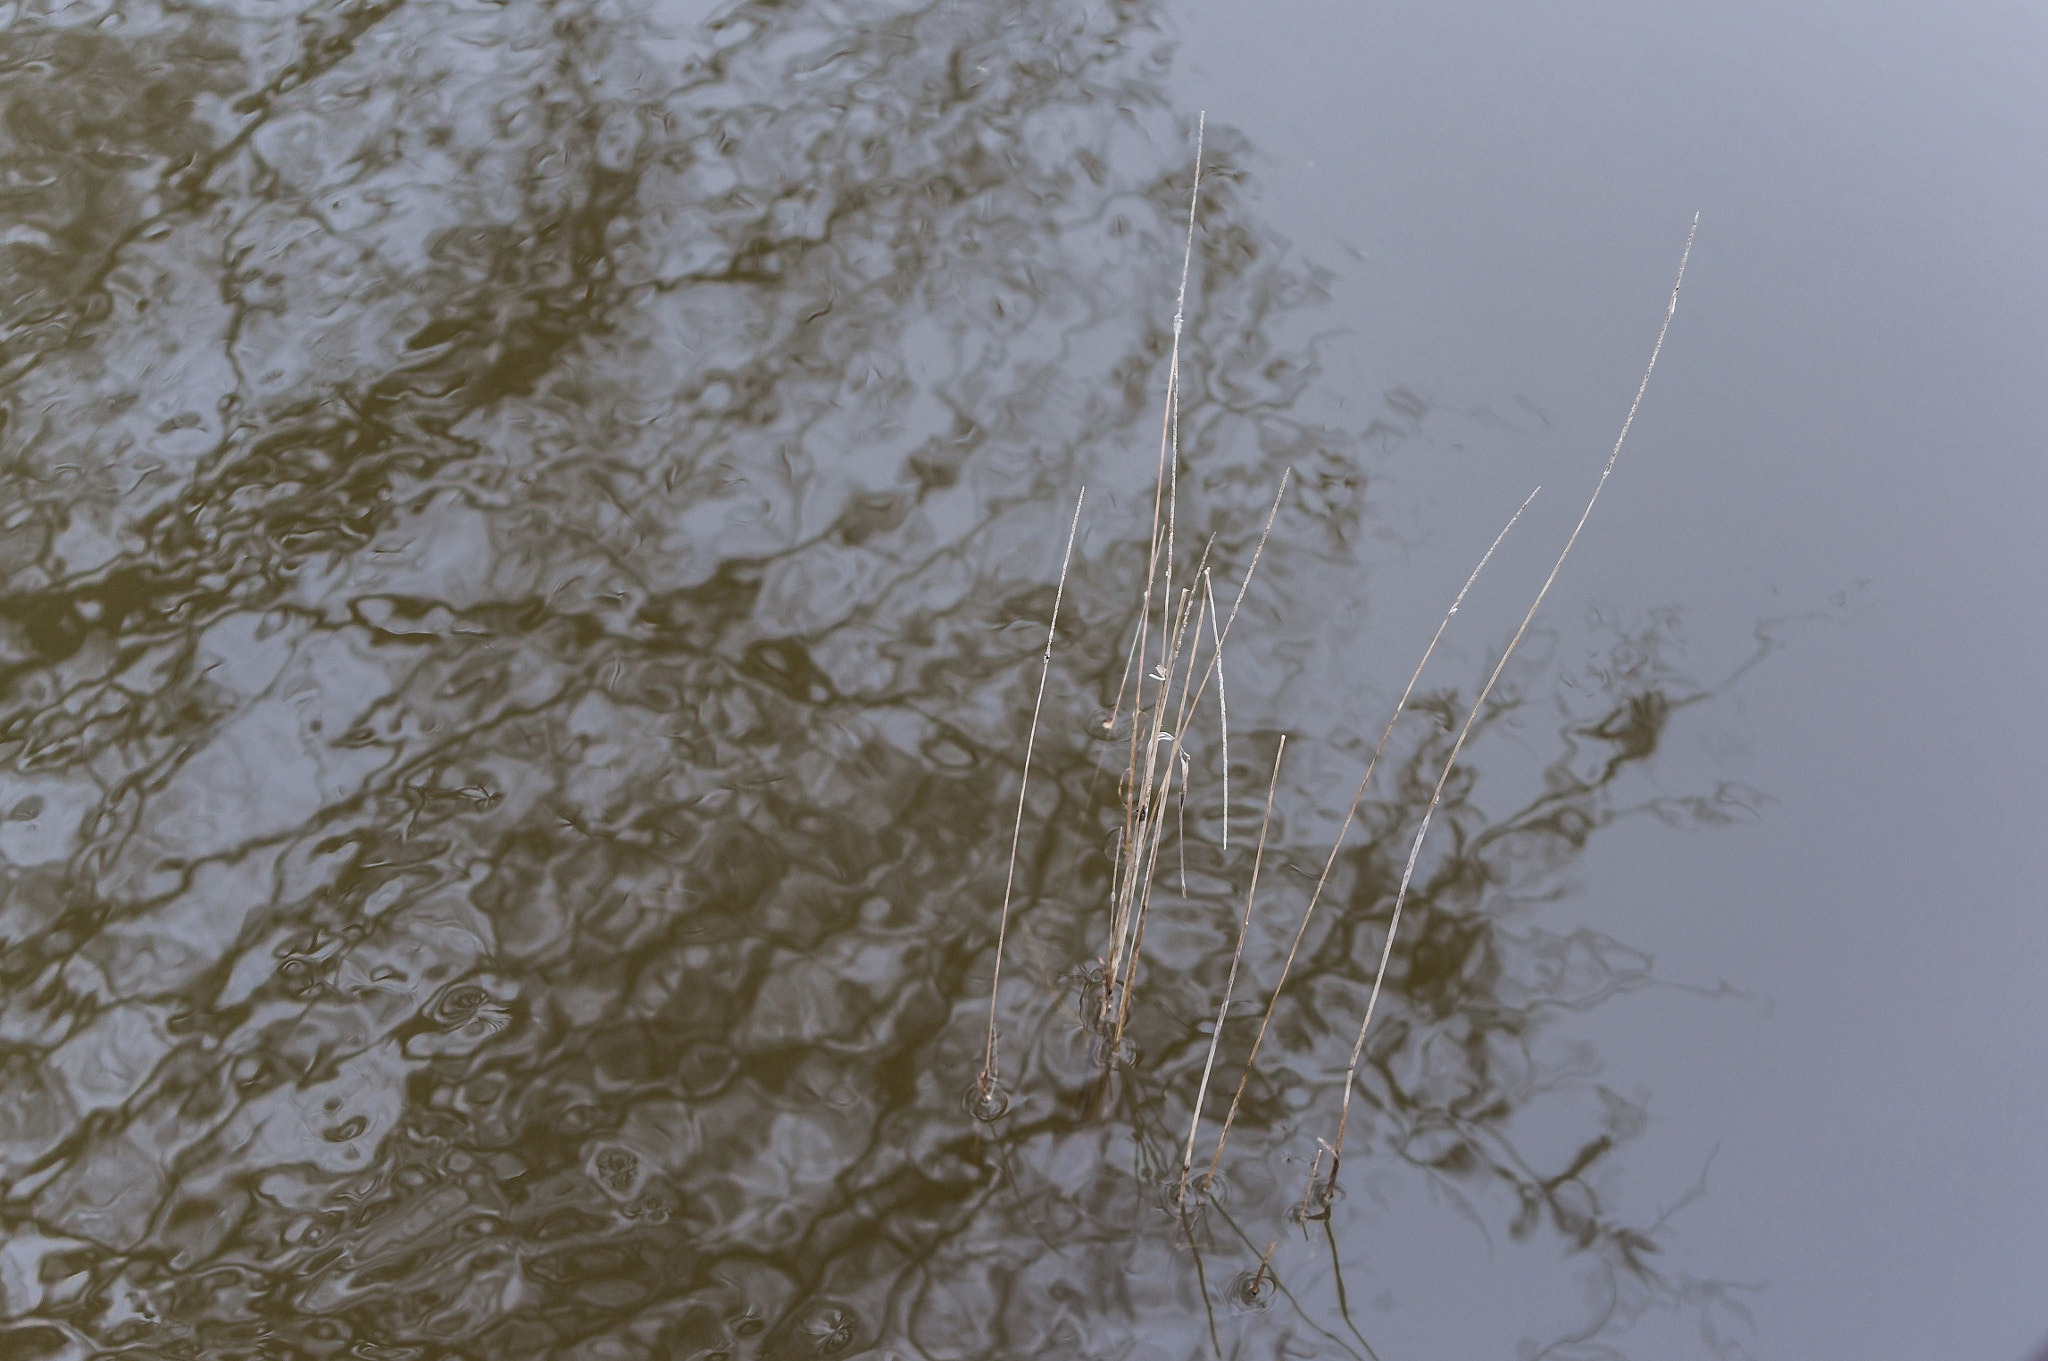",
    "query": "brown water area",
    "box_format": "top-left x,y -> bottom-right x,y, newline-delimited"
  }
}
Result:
0,2 -> 1785,1358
